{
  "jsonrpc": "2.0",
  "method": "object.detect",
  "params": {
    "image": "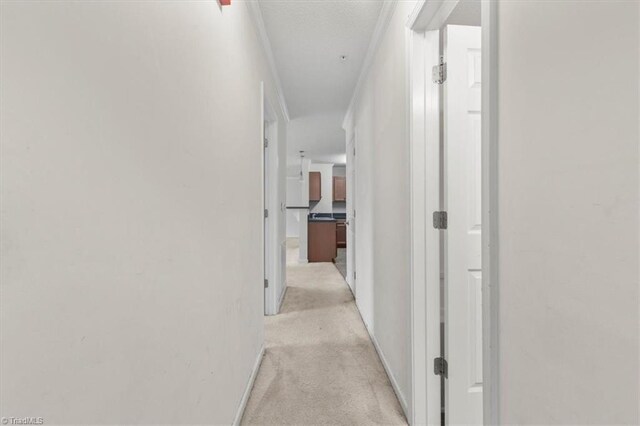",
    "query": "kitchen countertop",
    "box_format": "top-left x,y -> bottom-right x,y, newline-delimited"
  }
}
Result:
308,217 -> 336,223
308,213 -> 345,223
